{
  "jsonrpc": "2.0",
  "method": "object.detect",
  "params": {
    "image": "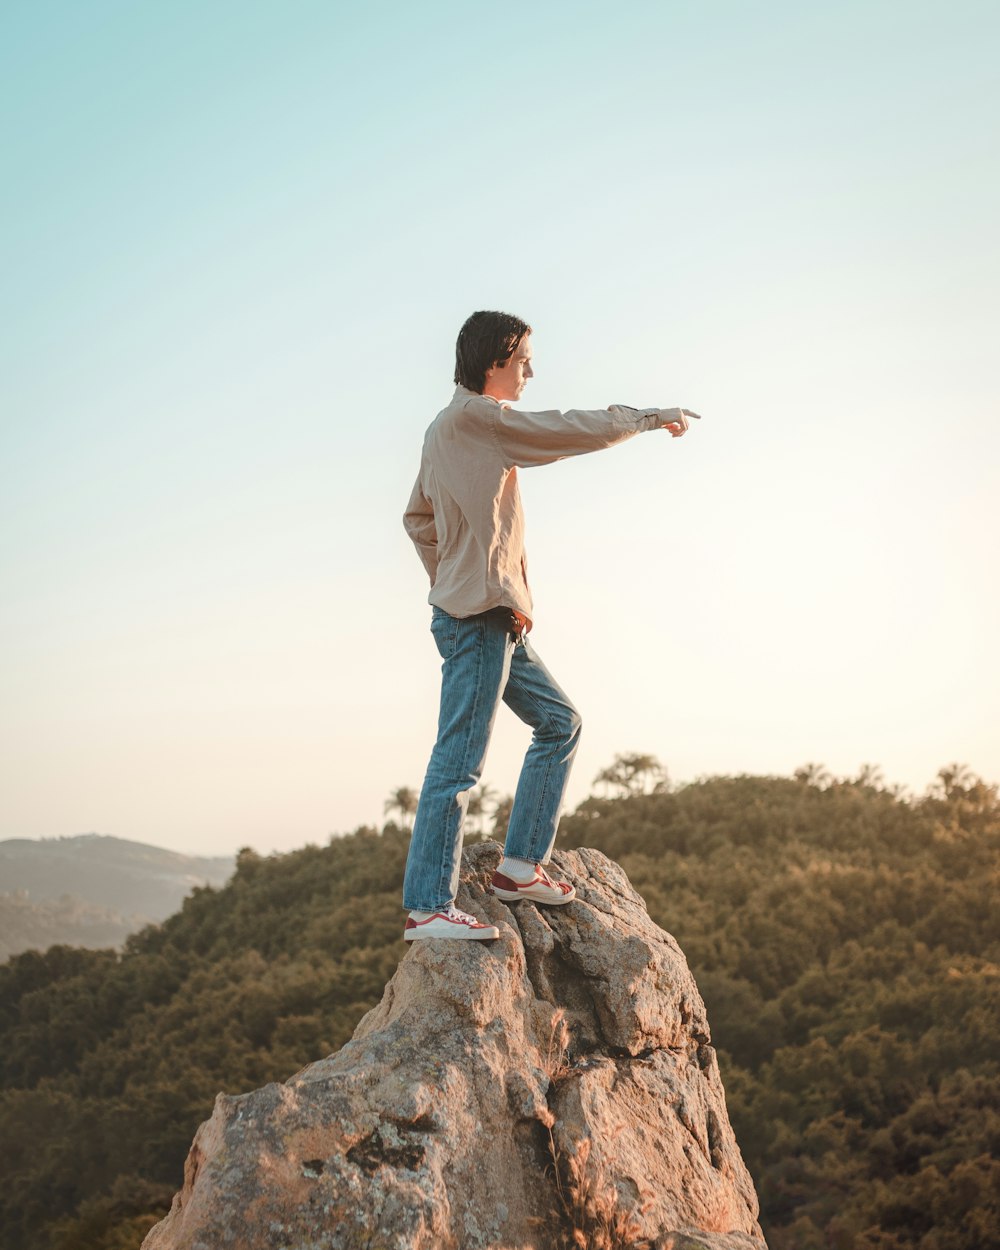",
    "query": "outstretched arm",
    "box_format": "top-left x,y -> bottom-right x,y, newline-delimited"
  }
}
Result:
489,400 -> 700,468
